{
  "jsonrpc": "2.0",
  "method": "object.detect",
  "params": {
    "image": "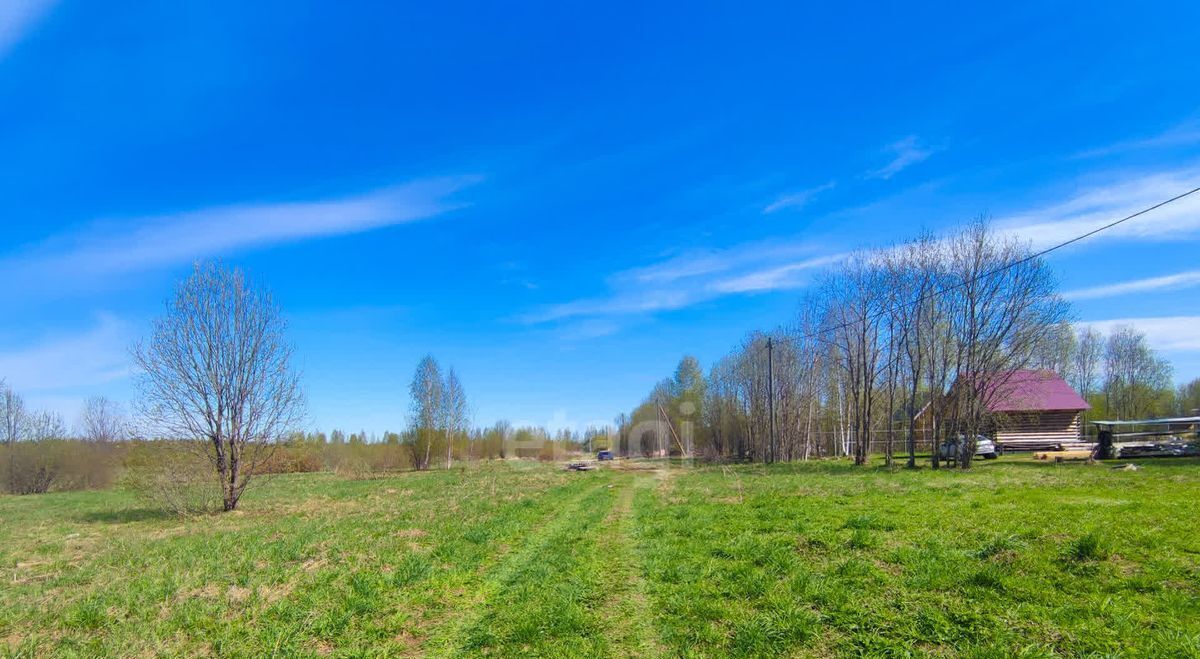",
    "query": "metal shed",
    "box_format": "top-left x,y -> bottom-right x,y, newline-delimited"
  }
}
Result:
1093,416 -> 1200,459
